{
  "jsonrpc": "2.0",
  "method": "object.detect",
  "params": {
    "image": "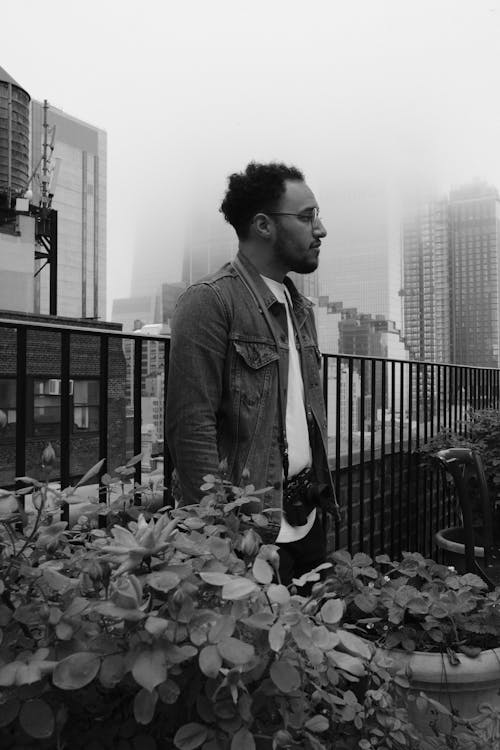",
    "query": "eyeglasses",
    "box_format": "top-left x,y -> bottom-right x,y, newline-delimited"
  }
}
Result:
266,206 -> 322,226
